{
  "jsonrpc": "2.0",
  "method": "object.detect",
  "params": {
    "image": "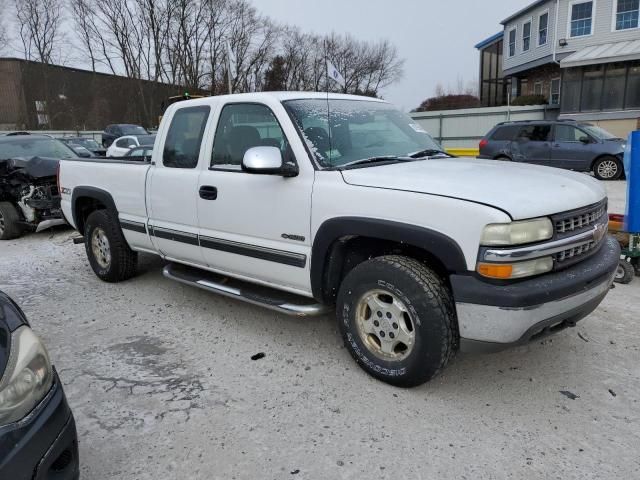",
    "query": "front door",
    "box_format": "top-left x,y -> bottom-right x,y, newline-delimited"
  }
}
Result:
551,124 -> 594,170
196,102 -> 314,295
147,105 -> 212,265
510,124 -> 552,166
